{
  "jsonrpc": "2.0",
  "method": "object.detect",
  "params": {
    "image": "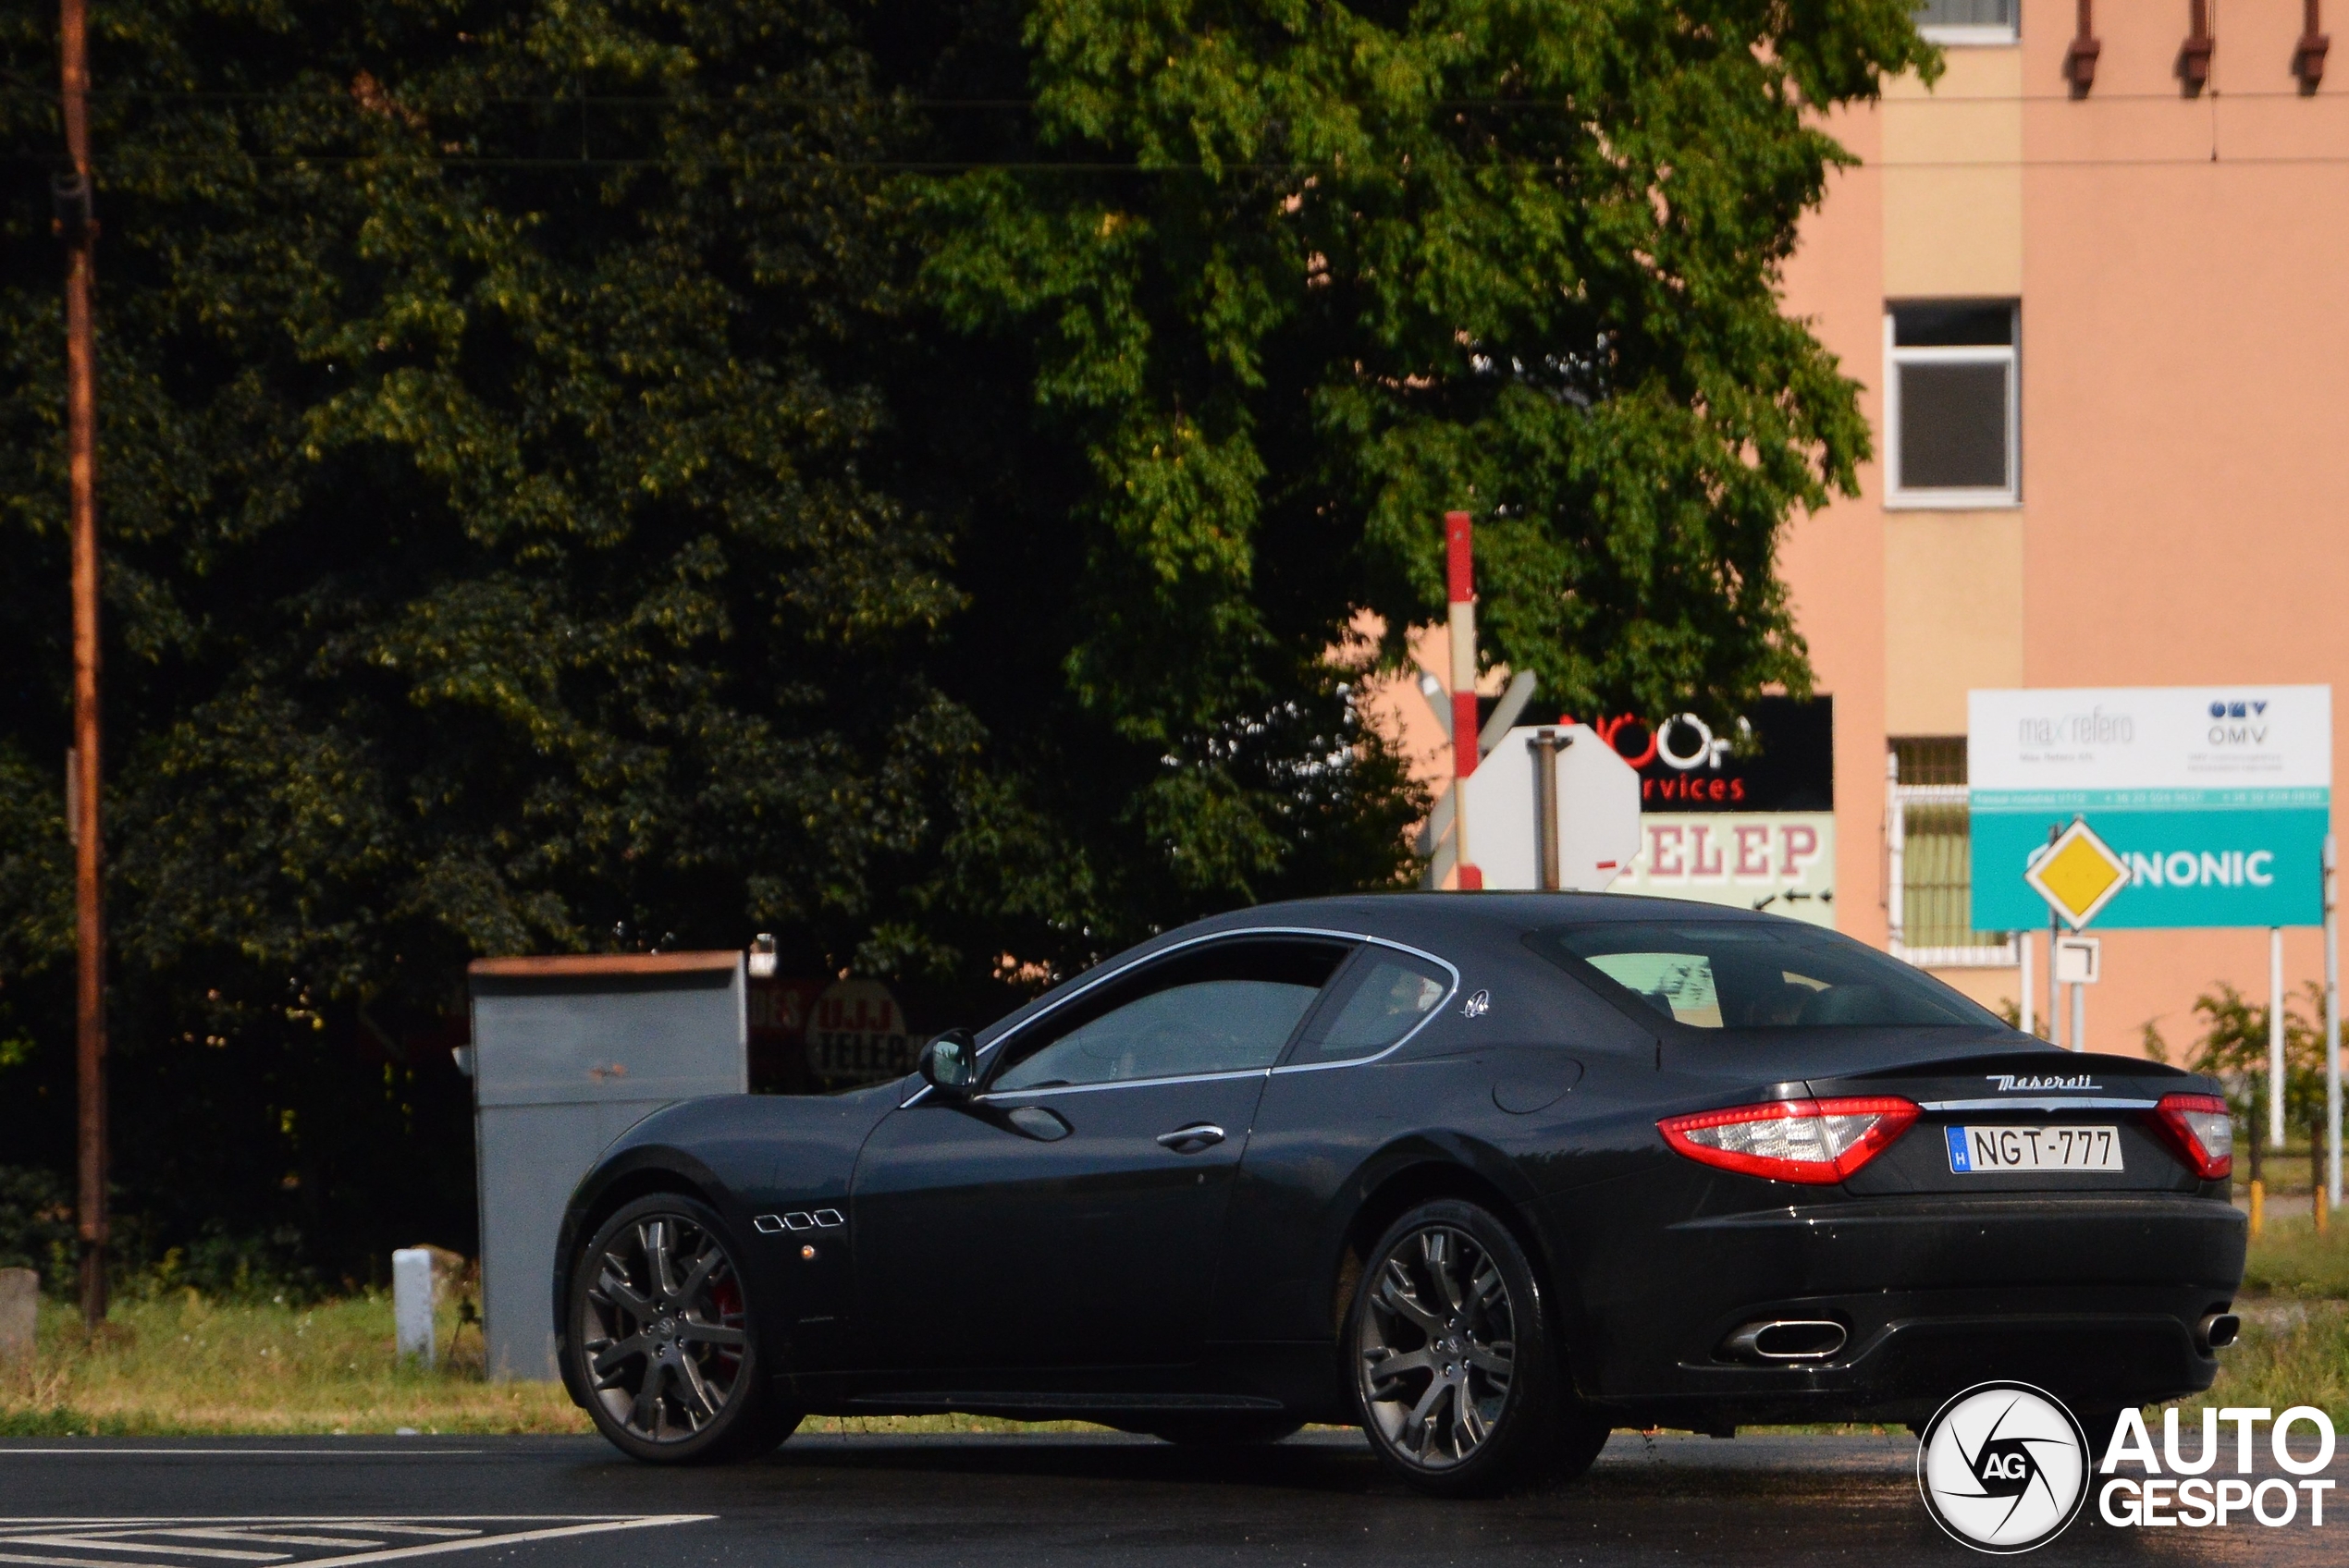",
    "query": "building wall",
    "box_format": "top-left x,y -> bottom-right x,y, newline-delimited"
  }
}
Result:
1779,0 -> 2349,1057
